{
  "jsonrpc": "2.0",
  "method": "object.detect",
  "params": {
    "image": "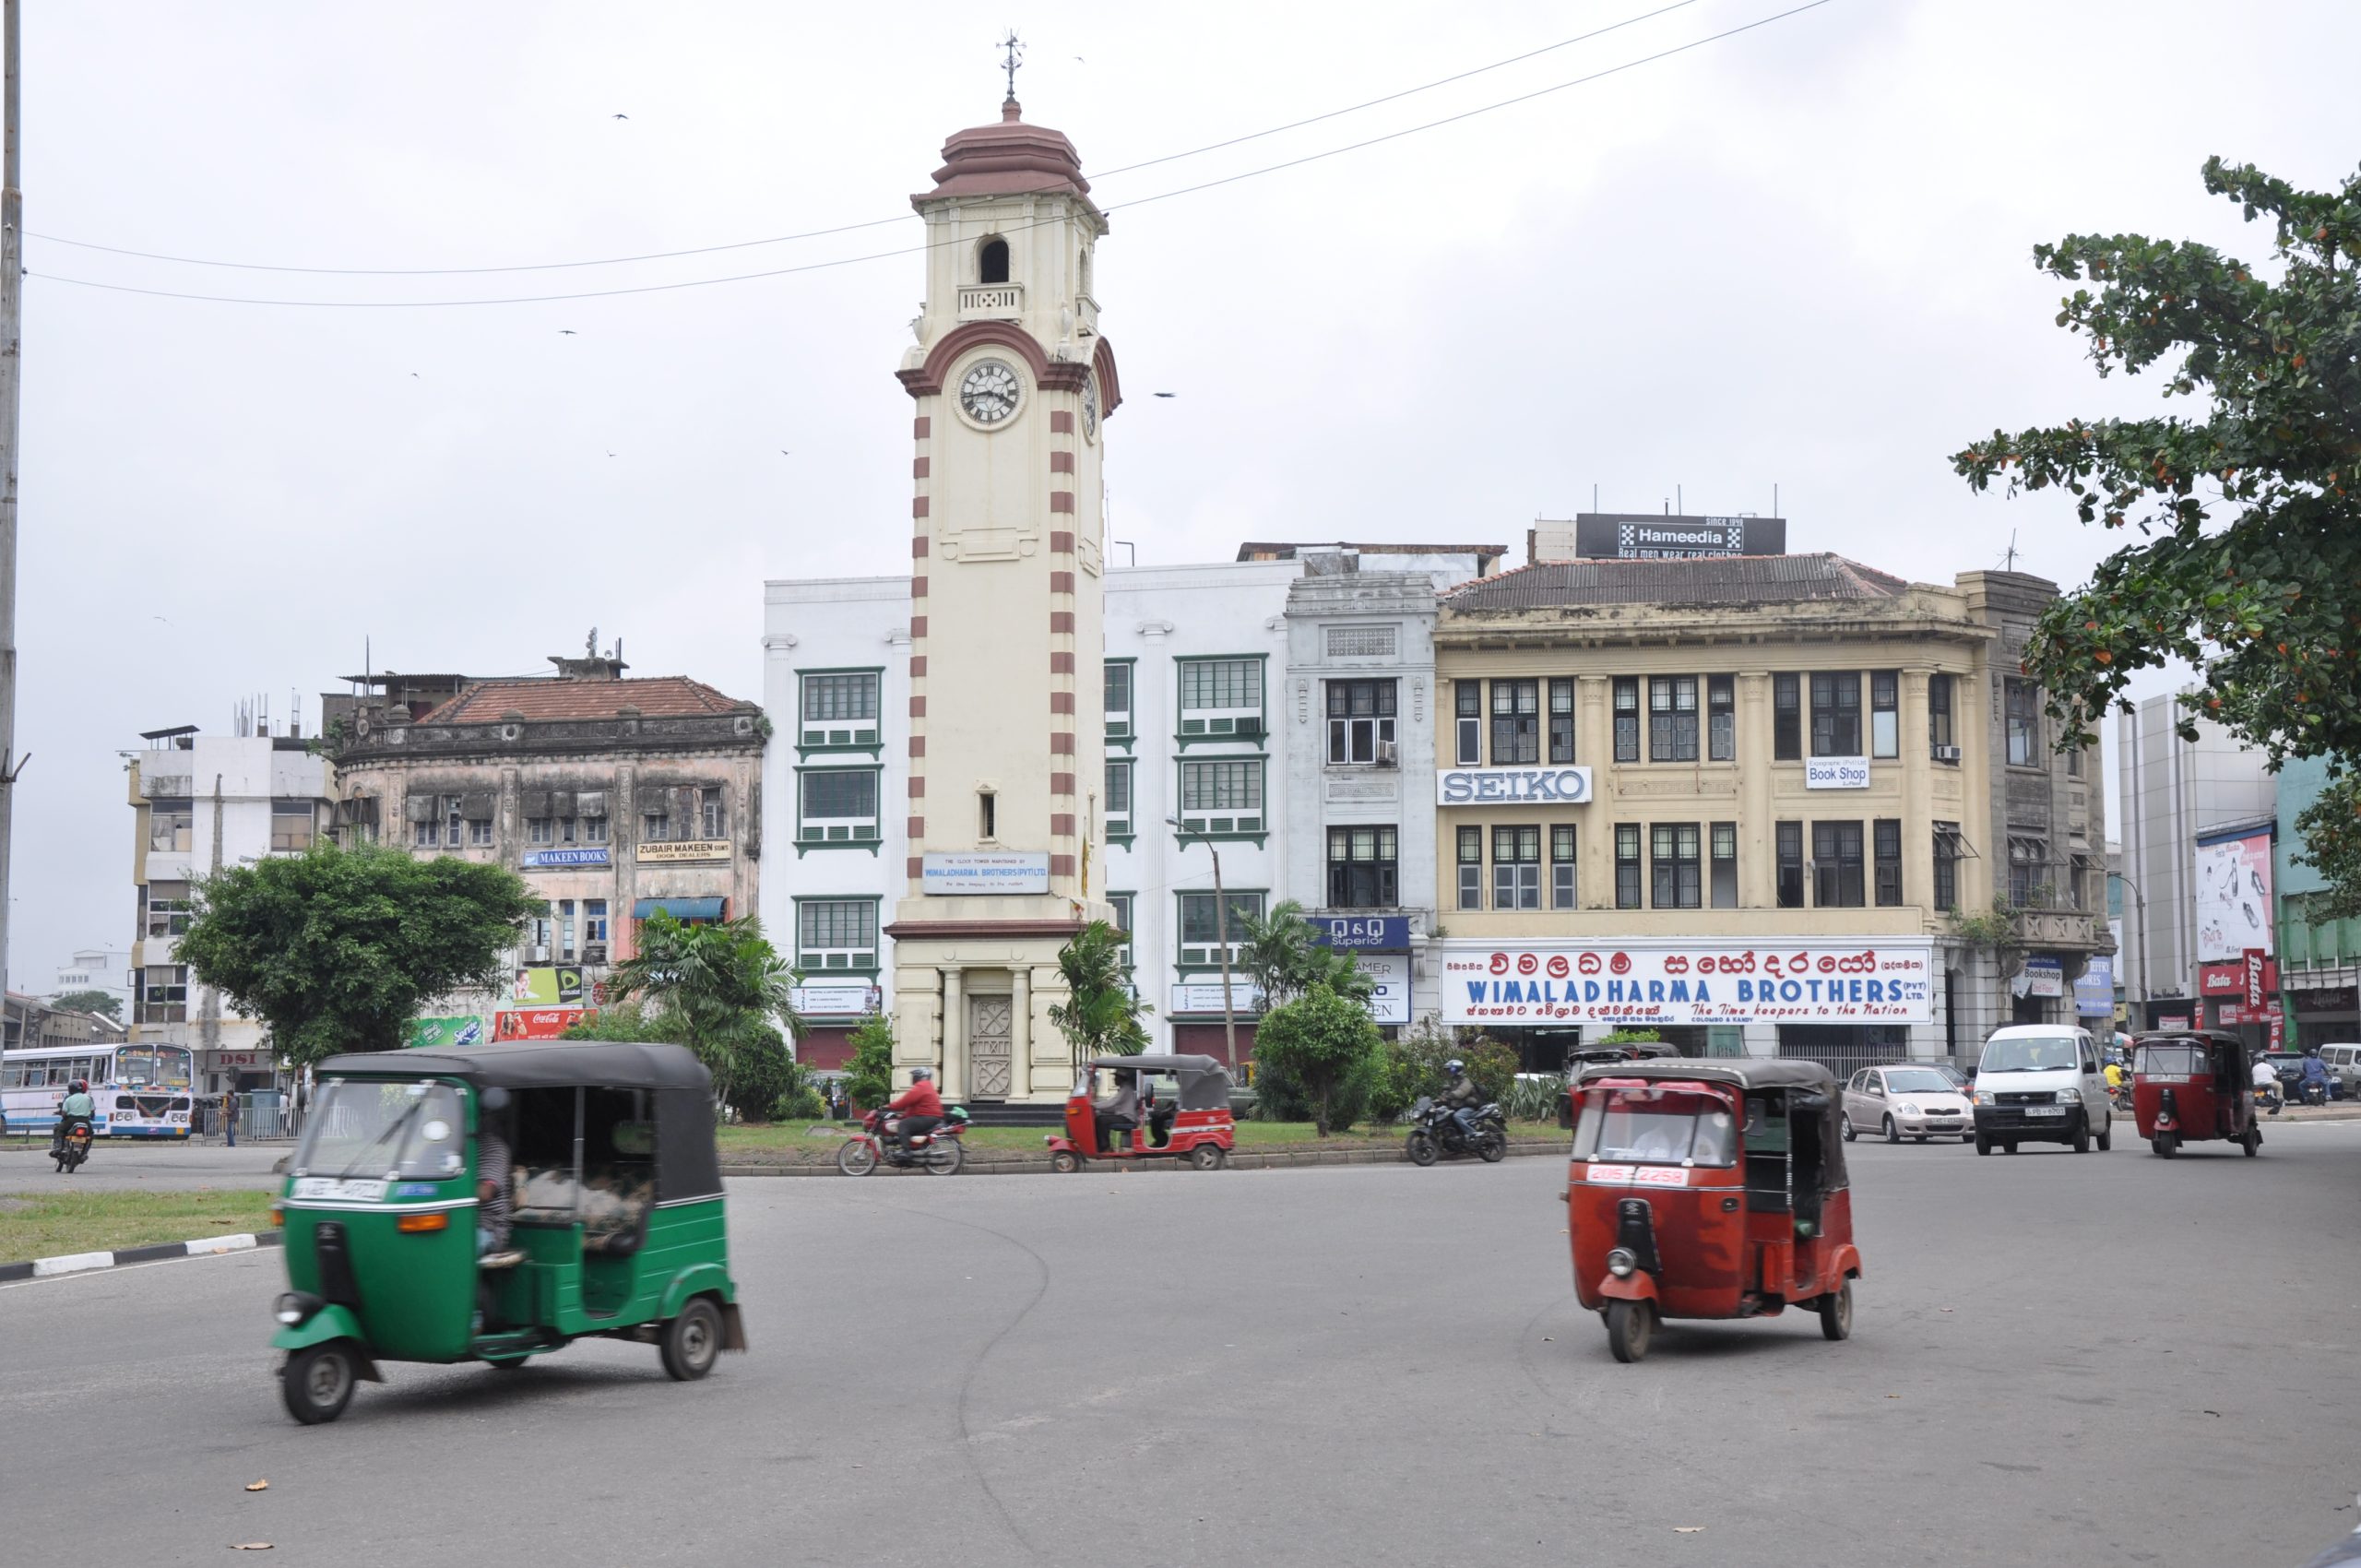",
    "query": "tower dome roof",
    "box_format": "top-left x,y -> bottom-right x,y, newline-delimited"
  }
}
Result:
912,101 -> 1100,218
